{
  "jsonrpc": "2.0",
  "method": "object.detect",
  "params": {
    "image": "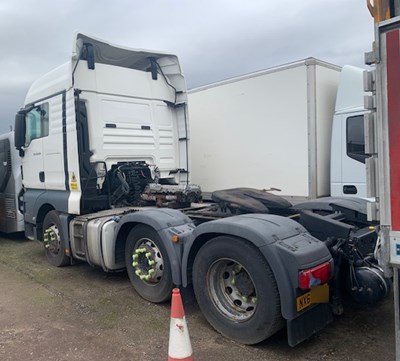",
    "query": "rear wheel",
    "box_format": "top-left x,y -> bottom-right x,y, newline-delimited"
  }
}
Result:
43,210 -> 70,267
125,225 -> 173,303
193,236 -> 284,344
